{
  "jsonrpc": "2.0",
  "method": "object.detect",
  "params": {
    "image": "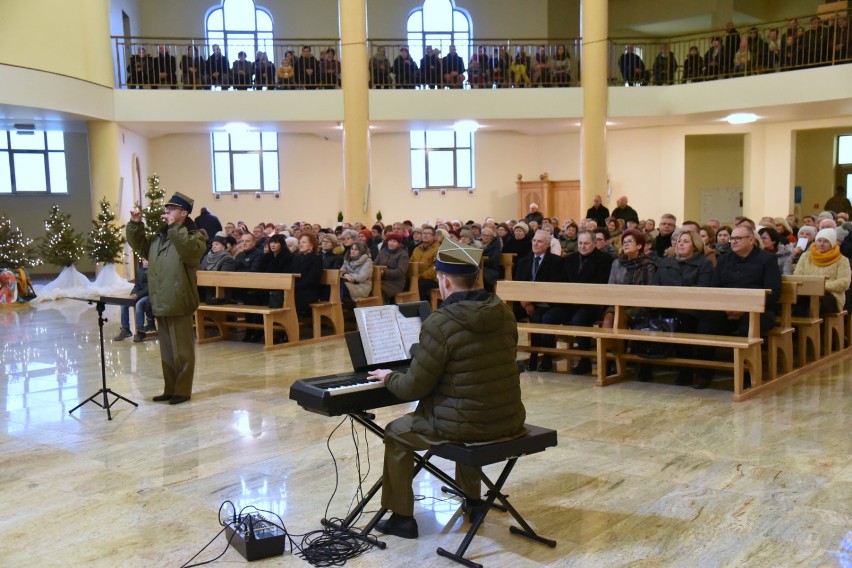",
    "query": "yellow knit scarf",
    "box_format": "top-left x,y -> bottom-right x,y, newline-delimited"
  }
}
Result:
809,243 -> 842,267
